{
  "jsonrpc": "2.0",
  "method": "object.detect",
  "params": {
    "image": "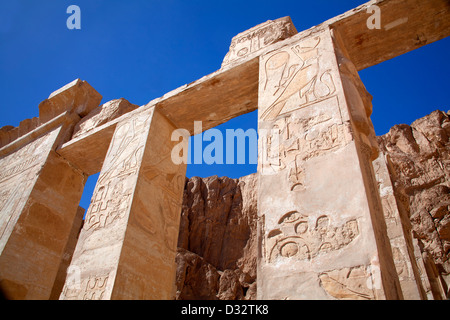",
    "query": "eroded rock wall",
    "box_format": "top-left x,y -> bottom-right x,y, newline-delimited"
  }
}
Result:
377,110 -> 450,289
175,174 -> 257,300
